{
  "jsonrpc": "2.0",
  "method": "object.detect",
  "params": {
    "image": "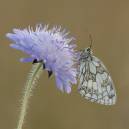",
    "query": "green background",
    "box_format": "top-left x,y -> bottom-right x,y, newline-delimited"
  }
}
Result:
1,0 -> 129,129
